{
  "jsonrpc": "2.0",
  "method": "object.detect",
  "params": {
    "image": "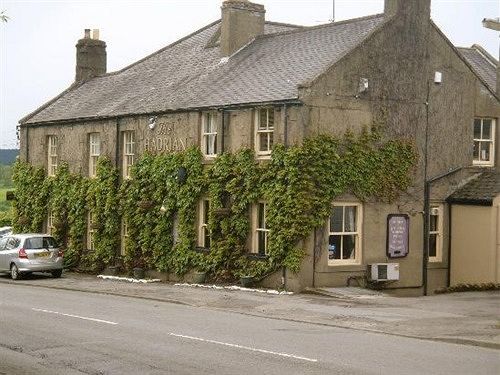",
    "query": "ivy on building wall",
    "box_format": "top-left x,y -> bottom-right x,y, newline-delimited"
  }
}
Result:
12,131 -> 417,280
